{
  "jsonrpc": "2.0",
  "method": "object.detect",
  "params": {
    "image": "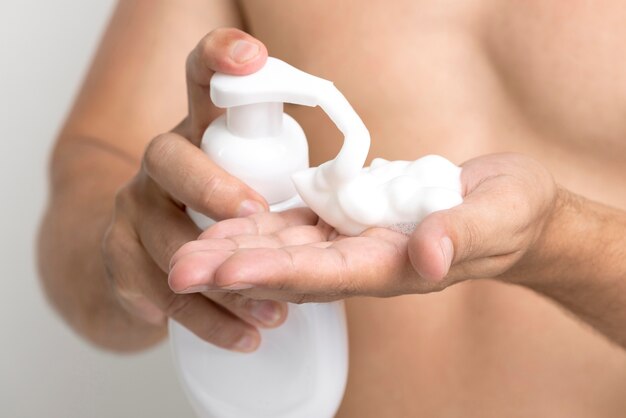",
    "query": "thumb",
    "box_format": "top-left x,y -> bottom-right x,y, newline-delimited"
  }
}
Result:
184,28 -> 268,145
408,181 -> 528,282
